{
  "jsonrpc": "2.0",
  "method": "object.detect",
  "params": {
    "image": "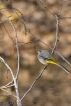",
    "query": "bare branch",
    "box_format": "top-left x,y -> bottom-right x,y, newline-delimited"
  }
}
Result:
56,51 -> 71,67
59,16 -> 71,19
60,0 -> 71,6
1,84 -> 14,89
37,0 -> 55,18
2,80 -> 13,87
58,0 -> 71,15
0,9 -> 22,106
24,6 -> 39,16
21,65 -> 48,101
52,15 -> 59,54
0,56 -> 15,79
0,87 -> 17,98
15,31 -> 20,80
0,18 -> 15,44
